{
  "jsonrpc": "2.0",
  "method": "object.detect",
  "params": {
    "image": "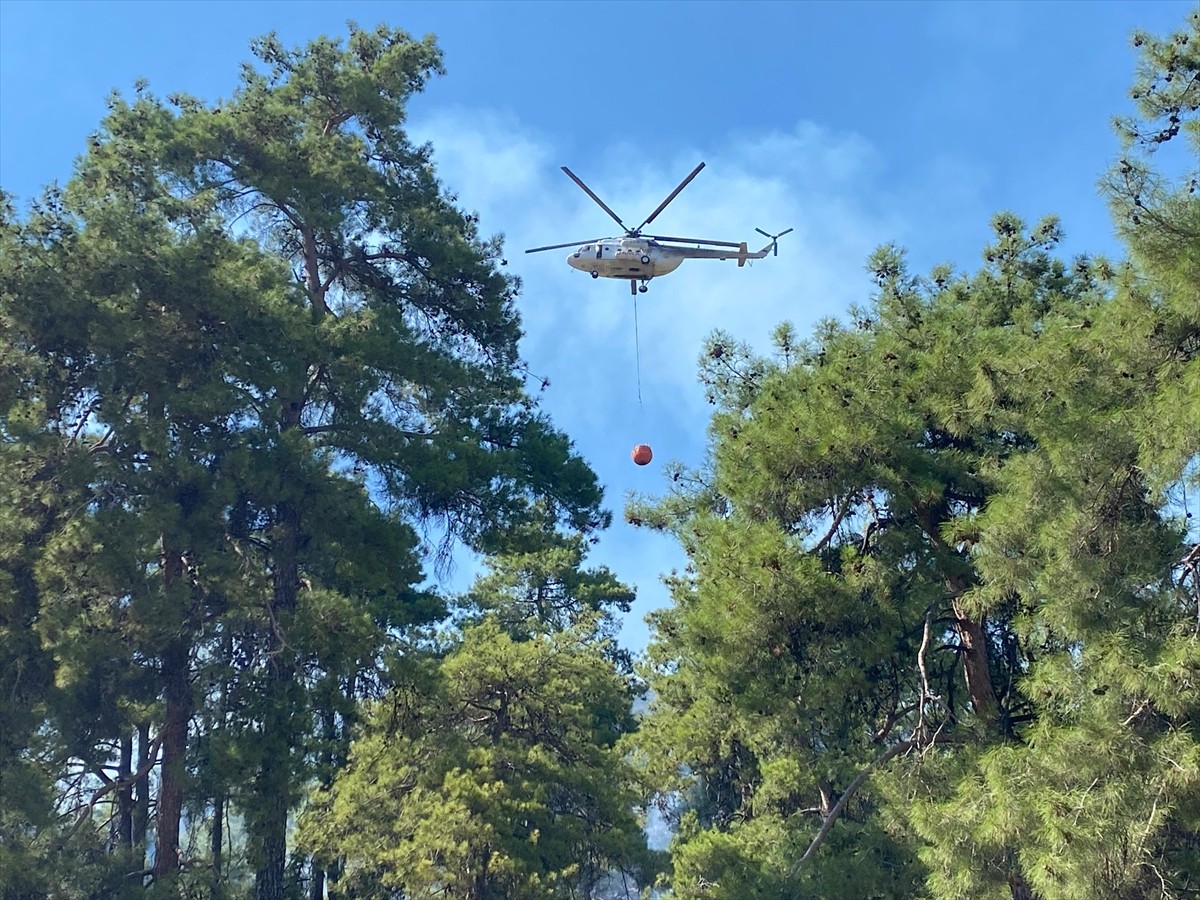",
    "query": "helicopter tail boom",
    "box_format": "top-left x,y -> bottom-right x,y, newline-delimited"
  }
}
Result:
734,234 -> 788,265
